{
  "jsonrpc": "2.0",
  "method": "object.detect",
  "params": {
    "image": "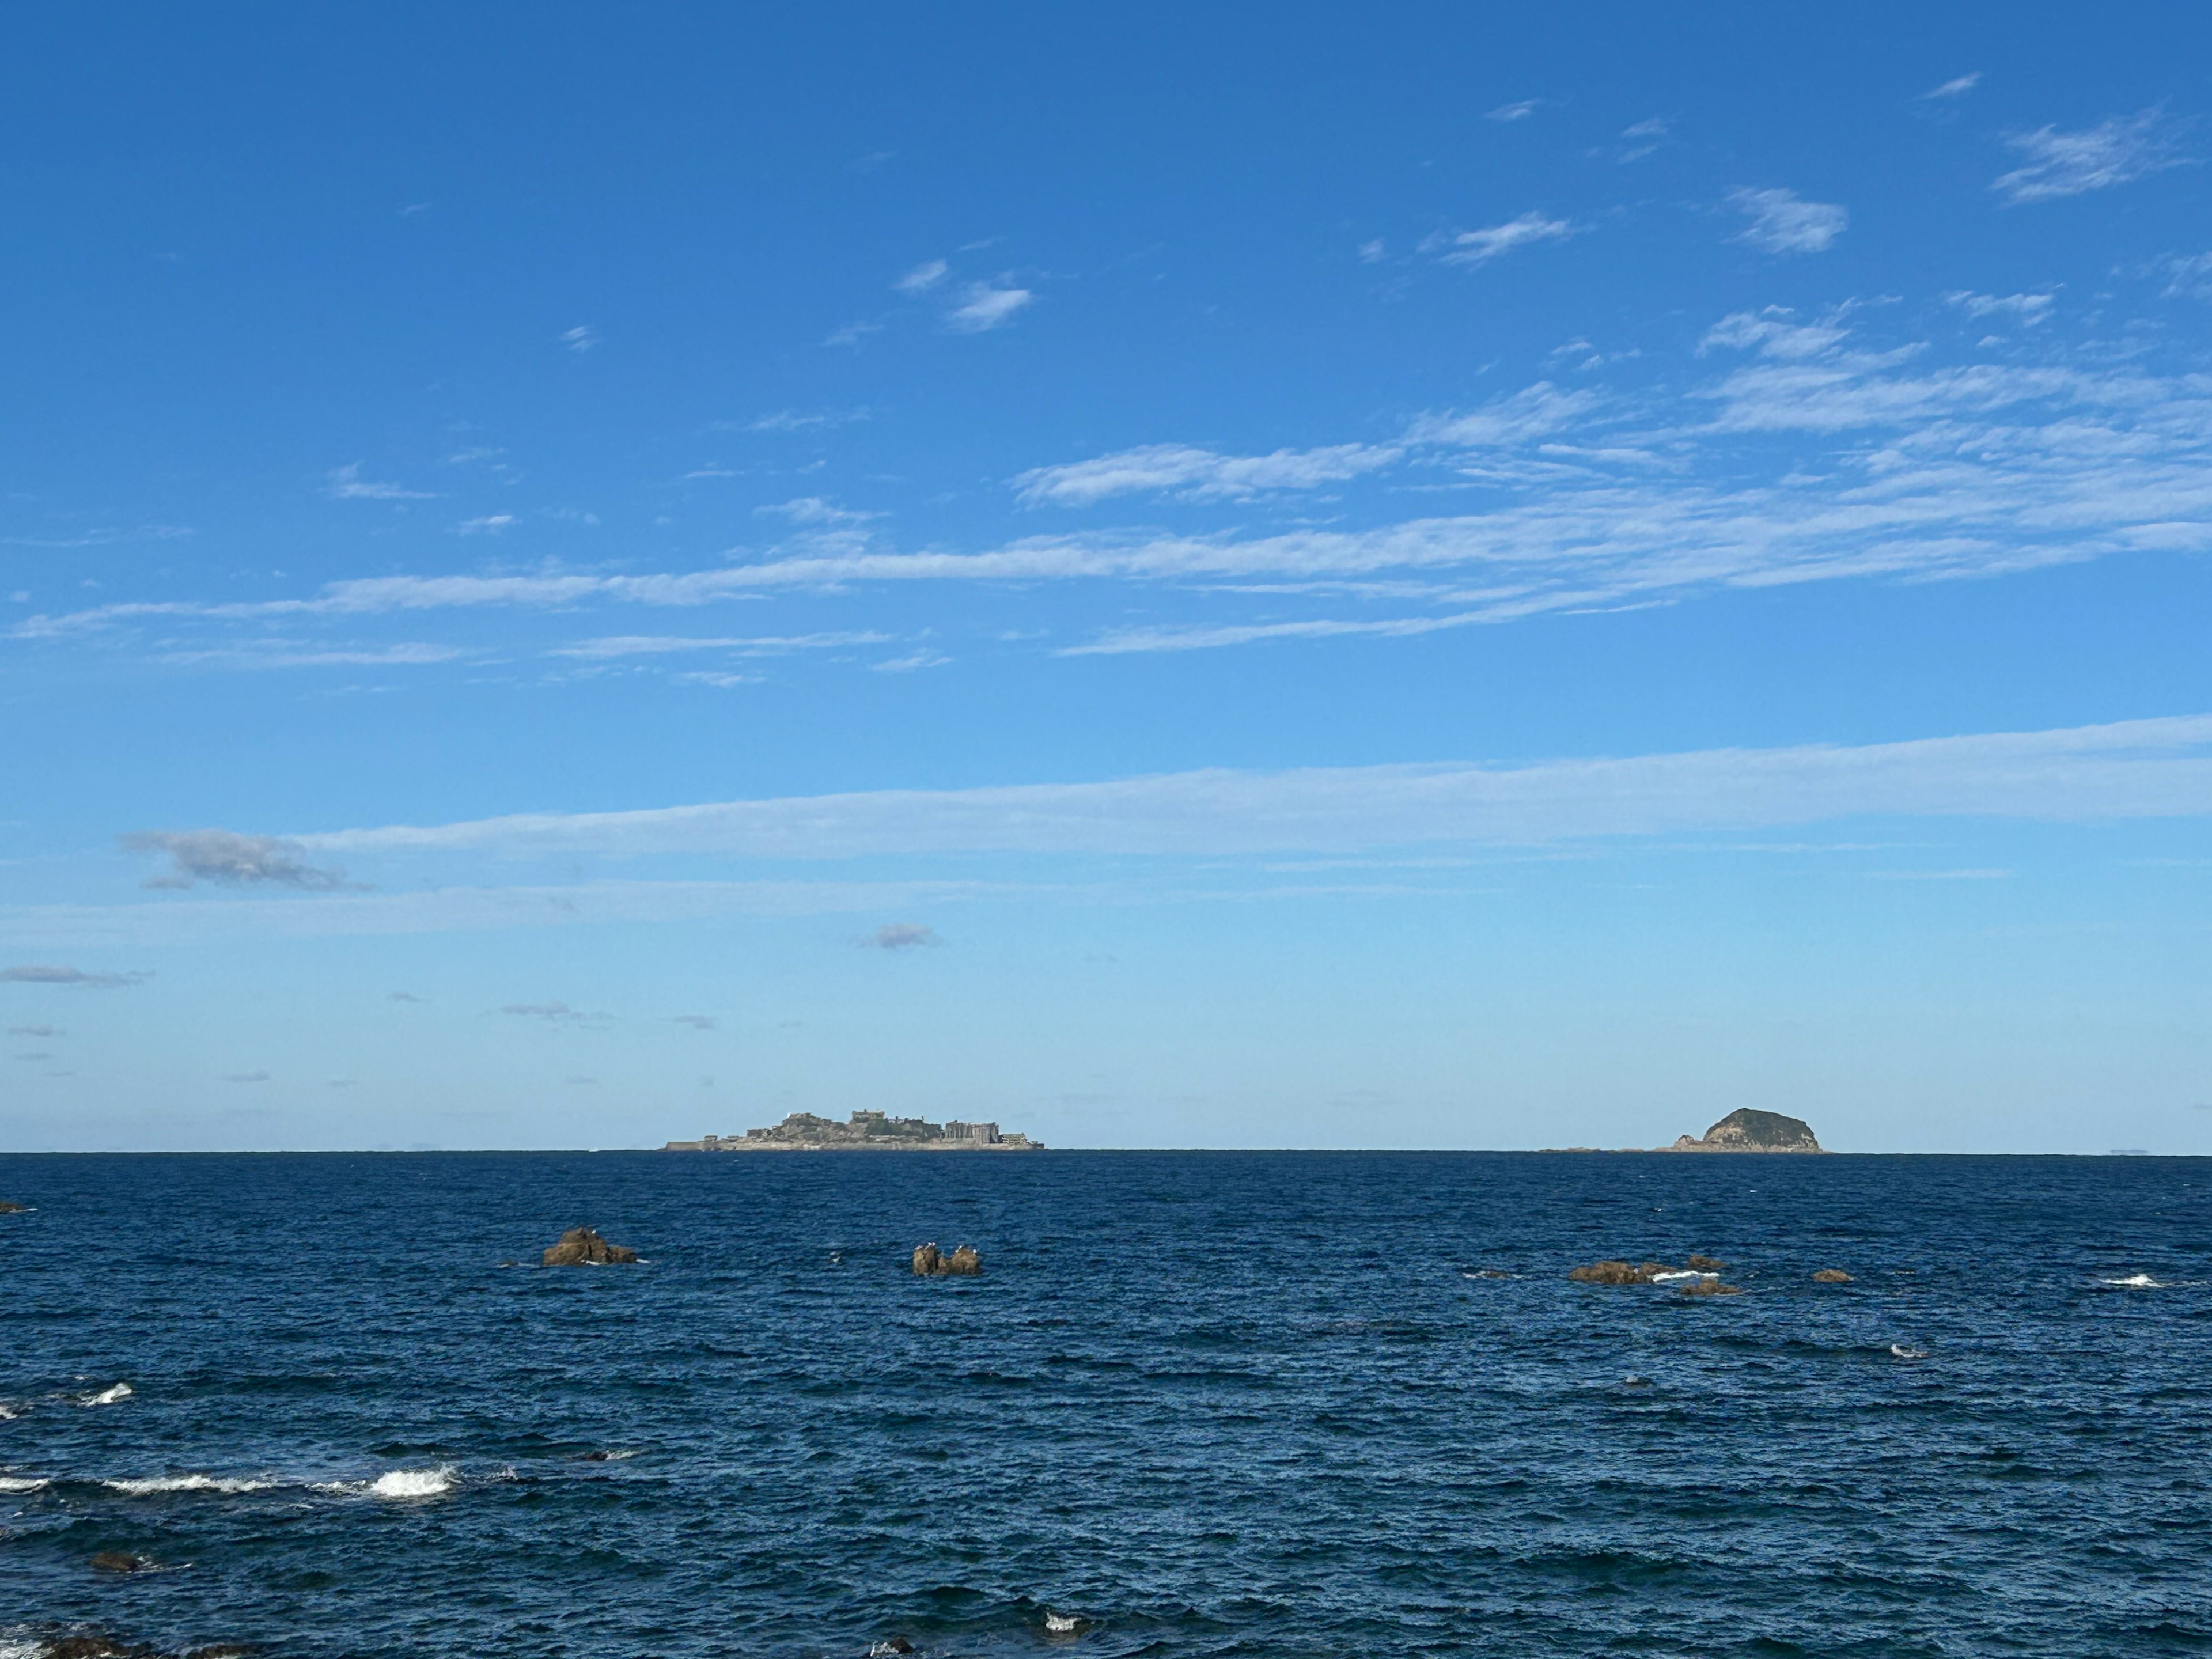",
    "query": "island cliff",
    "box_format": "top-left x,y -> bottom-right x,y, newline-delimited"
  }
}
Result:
1666,1108 -> 1823,1153
665,1110 -> 1042,1152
